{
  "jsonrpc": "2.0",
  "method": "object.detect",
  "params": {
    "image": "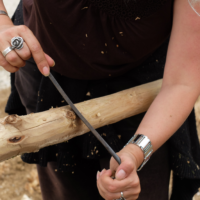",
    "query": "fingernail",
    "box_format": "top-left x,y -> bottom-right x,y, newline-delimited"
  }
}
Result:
52,61 -> 55,67
100,169 -> 105,176
97,171 -> 100,180
43,66 -> 50,76
116,169 -> 126,180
